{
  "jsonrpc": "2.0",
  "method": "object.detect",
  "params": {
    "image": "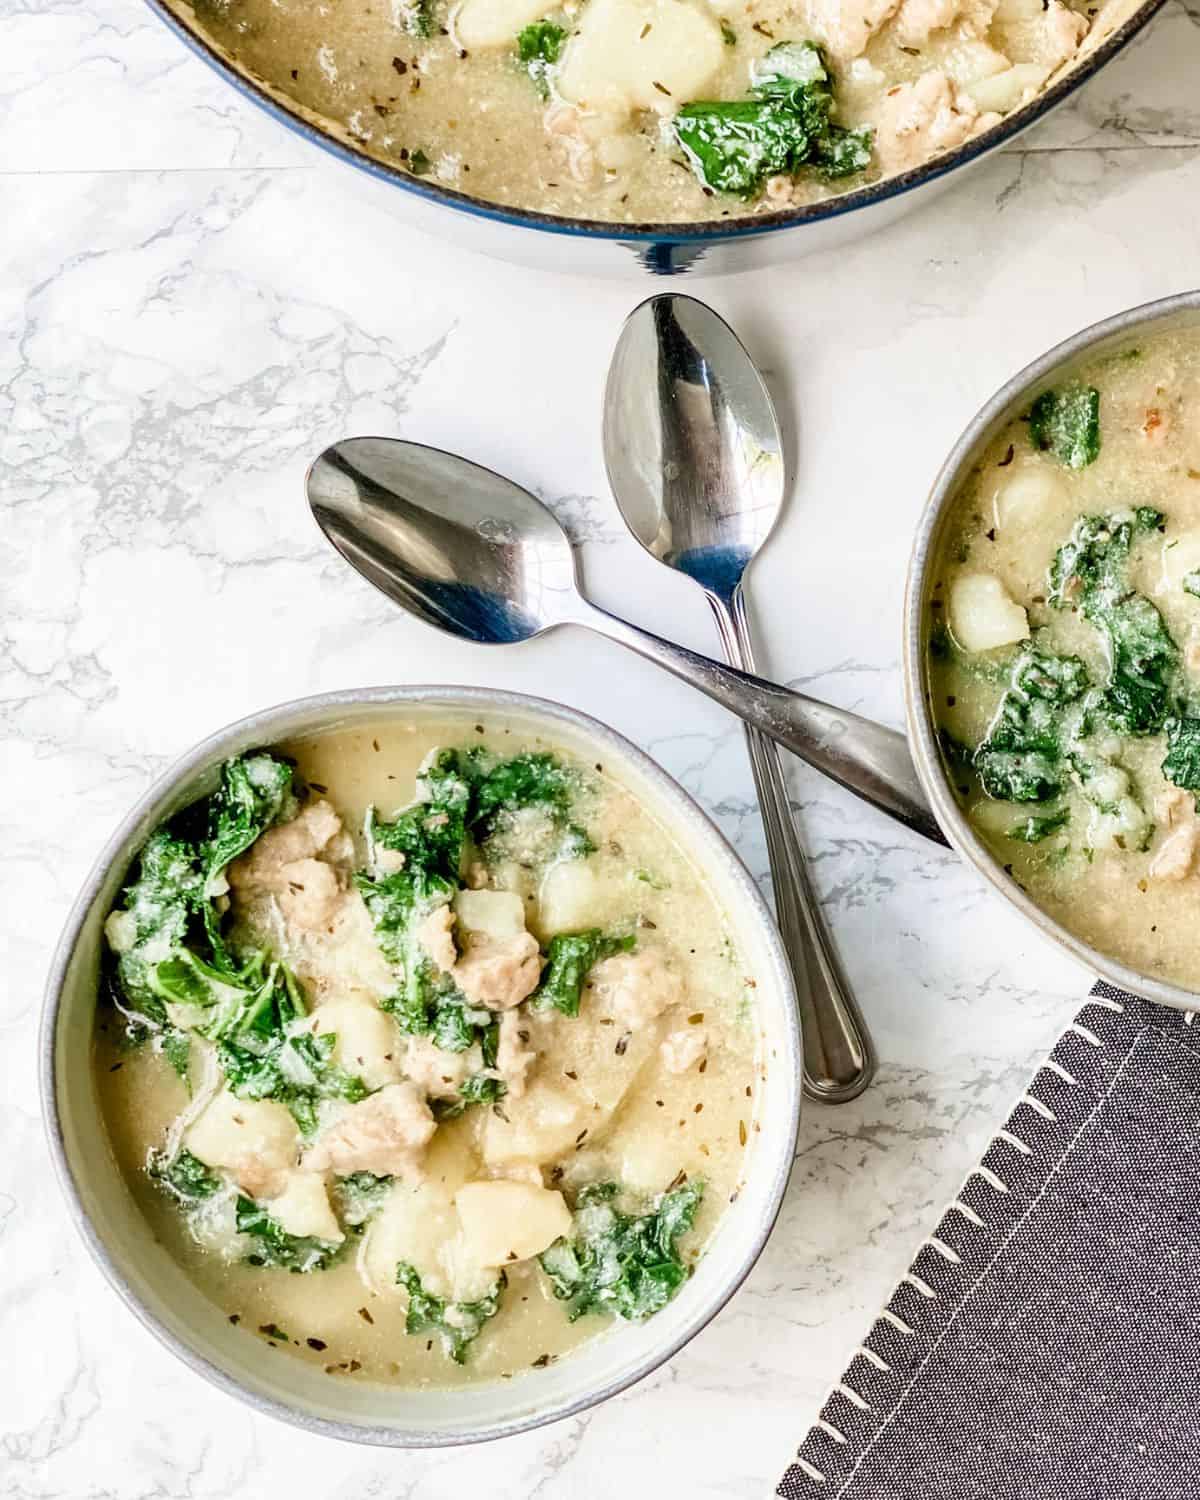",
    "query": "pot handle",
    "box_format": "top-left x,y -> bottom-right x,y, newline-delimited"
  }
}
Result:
579,601 -> 948,846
